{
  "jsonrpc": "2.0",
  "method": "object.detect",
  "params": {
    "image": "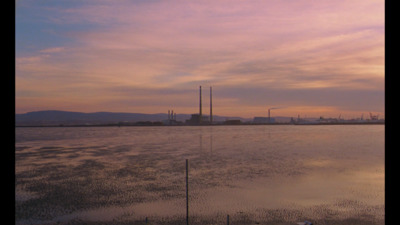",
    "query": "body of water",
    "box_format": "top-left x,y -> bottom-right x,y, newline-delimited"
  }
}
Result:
15,125 -> 384,225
